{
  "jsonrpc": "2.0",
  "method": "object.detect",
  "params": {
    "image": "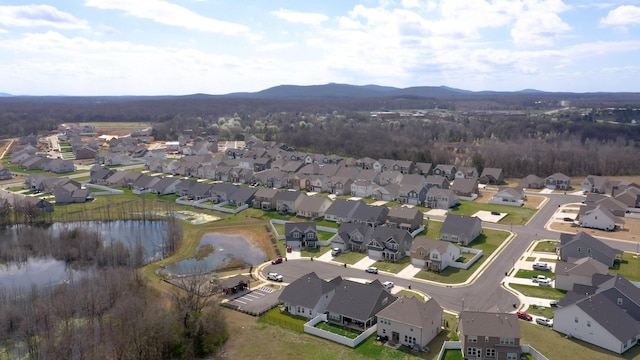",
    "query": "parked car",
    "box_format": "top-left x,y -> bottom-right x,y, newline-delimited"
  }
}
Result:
365,267 -> 379,274
563,217 -> 574,222
532,275 -> 550,283
271,256 -> 283,265
538,278 -> 553,287
517,311 -> 533,321
331,247 -> 342,256
382,281 -> 394,290
533,262 -> 552,271
491,211 -> 501,216
536,317 -> 553,327
267,272 -> 283,282
549,300 -> 559,307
